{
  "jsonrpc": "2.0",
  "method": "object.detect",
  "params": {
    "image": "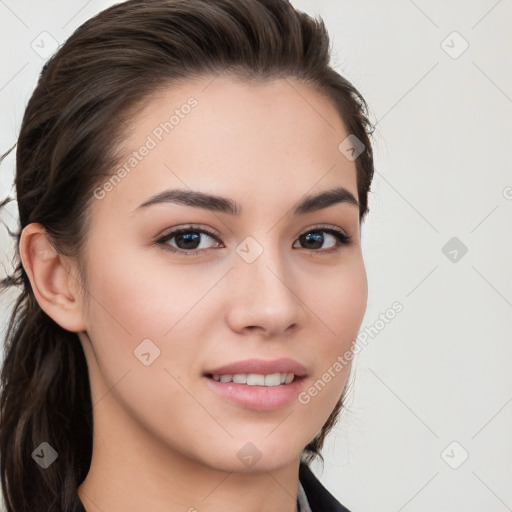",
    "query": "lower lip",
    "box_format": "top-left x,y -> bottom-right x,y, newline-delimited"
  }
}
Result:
203,376 -> 306,411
